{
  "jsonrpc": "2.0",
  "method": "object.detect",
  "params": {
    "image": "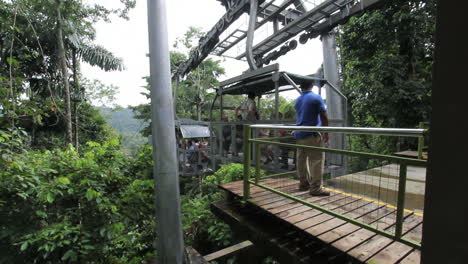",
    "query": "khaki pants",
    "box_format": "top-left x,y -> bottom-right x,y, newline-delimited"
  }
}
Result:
296,134 -> 324,192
